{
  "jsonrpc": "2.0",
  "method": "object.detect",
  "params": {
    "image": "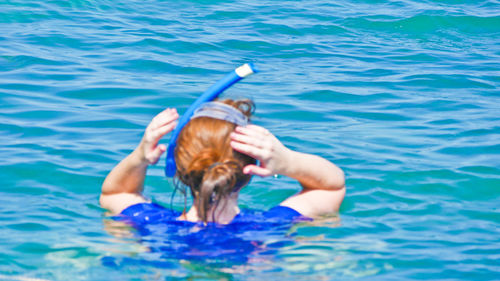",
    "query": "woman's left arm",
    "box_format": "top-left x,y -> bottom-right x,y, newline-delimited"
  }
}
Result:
100,108 -> 178,215
230,124 -> 345,217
